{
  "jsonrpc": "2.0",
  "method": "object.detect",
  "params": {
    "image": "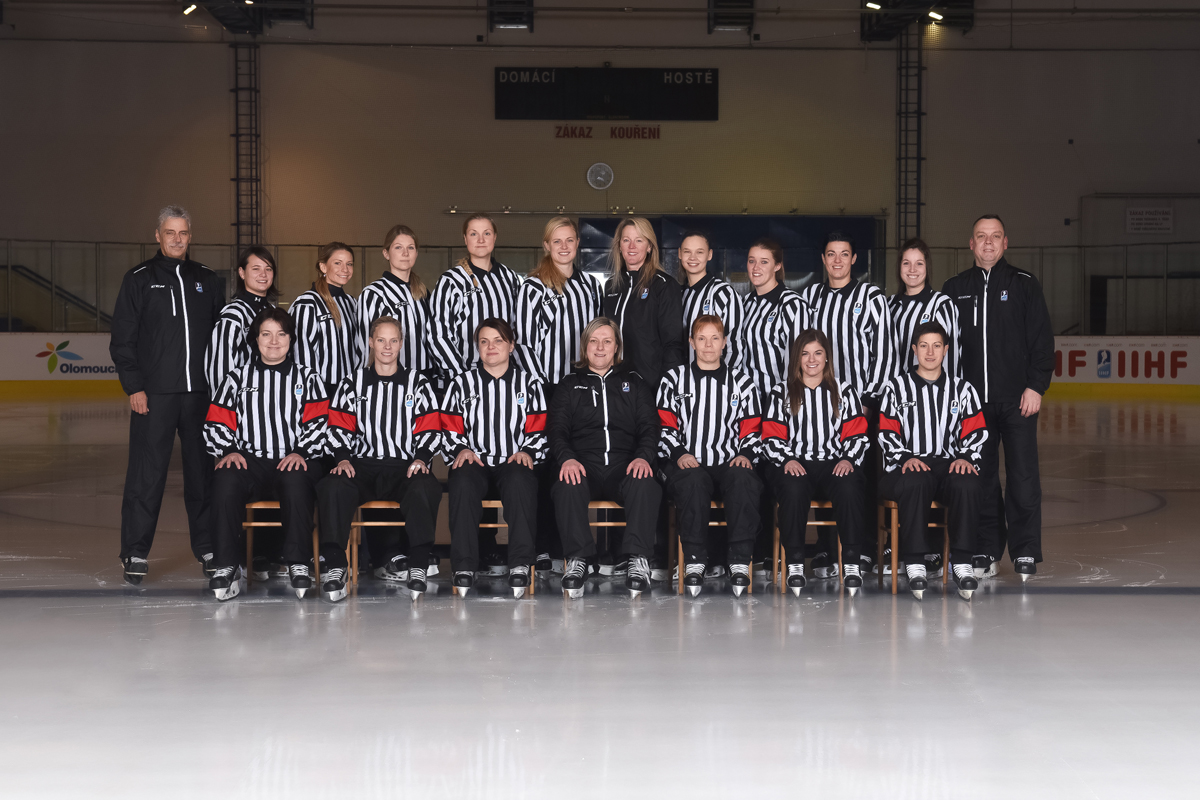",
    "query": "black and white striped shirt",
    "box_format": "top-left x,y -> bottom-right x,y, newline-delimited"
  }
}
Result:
428,259 -> 521,376
800,280 -> 895,400
888,287 -> 961,379
203,356 -> 329,460
657,362 -> 762,467
736,283 -> 809,400
204,290 -> 271,397
514,268 -> 602,387
327,366 -> 441,465
290,284 -> 361,391
440,362 -> 548,466
682,274 -> 745,368
357,272 -> 433,374
878,369 -> 987,472
762,380 -> 870,466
